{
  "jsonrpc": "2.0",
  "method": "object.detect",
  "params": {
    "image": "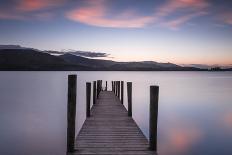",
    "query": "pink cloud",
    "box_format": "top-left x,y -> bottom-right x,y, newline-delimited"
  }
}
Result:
223,112 -> 232,129
153,0 -> 209,28
66,0 -> 209,29
154,0 -> 207,18
17,0 -> 65,12
0,0 -> 64,20
66,0 -> 154,28
0,11 -> 25,20
163,11 -> 208,30
34,12 -> 54,20
218,11 -> 232,25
